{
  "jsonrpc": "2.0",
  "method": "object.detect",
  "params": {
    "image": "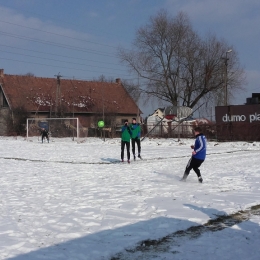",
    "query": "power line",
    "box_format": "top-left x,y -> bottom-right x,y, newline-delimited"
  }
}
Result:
0,19 -> 121,50
60,74 -> 141,82
0,7 -> 140,81
0,4 -> 125,42
0,30 -> 117,57
0,57 -> 131,78
0,43 -> 119,66
0,50 -> 127,72
0,54 -> 141,81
